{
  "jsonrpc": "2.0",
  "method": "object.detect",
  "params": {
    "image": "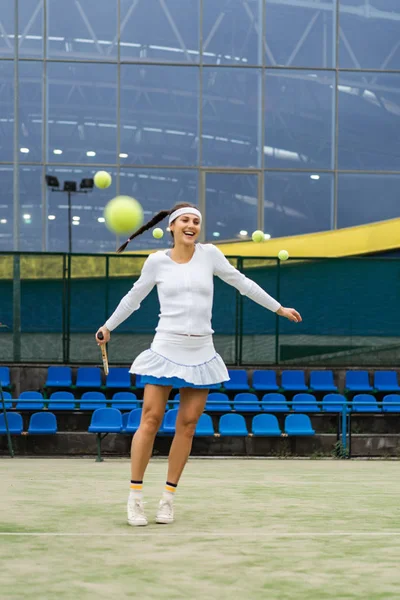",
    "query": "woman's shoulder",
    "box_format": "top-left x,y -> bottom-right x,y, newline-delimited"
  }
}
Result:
196,243 -> 220,255
147,250 -> 168,261
197,243 -> 223,260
